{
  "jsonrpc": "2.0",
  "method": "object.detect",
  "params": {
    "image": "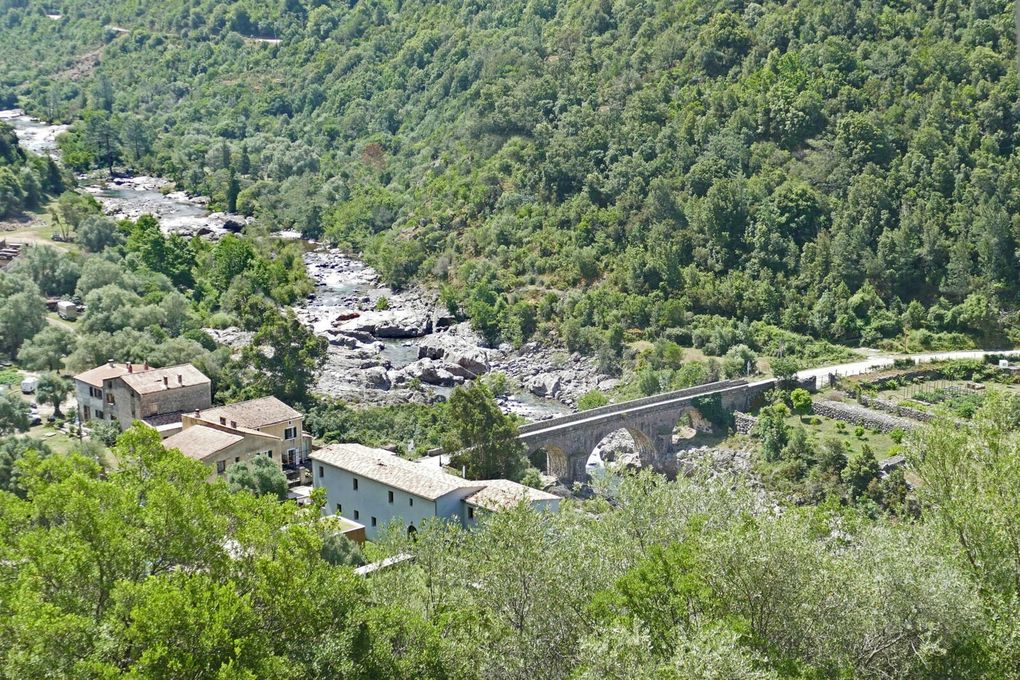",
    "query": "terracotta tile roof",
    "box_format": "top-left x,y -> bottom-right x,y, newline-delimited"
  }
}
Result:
73,362 -> 133,387
311,443 -> 483,501
163,425 -> 244,462
120,364 -> 210,395
464,479 -> 561,512
195,396 -> 301,430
